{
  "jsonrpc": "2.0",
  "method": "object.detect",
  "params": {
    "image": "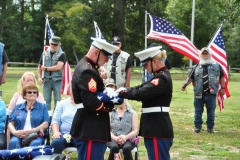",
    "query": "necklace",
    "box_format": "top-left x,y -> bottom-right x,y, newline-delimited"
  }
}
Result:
26,103 -> 34,110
